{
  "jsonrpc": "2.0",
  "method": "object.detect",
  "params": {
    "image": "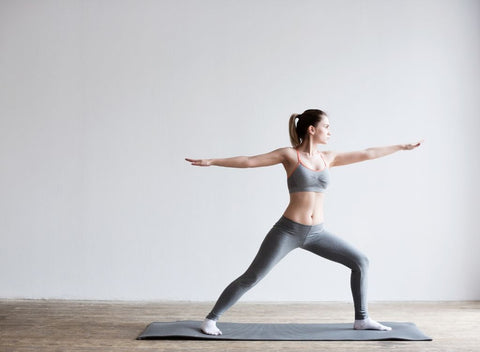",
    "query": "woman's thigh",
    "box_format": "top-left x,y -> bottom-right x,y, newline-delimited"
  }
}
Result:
302,229 -> 368,270
242,224 -> 303,279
